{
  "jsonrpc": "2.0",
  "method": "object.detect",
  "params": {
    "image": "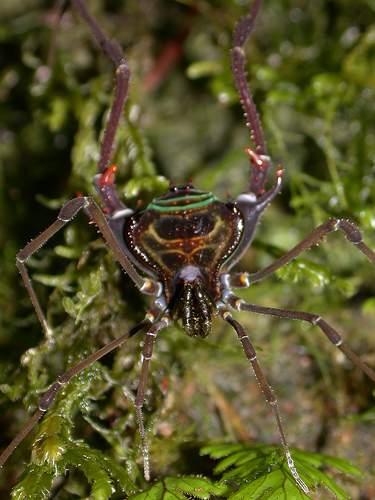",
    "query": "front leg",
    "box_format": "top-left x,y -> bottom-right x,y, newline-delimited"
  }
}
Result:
16,196 -> 161,337
231,0 -> 272,195
71,0 -> 129,175
70,1 -> 132,217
